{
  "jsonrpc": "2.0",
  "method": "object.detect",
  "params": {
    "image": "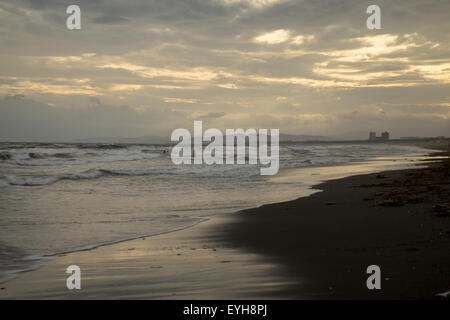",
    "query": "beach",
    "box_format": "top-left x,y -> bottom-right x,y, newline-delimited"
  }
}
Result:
215,152 -> 450,299
0,141 -> 448,299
